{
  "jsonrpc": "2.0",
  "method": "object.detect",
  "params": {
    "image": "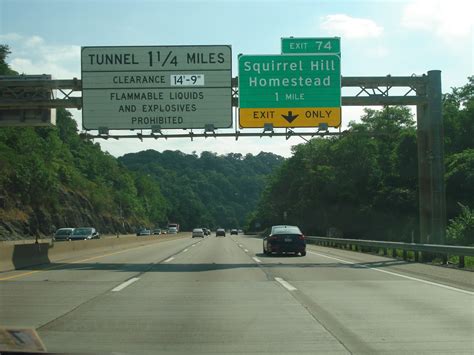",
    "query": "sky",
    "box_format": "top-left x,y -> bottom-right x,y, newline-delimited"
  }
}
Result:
1,0 -> 473,158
